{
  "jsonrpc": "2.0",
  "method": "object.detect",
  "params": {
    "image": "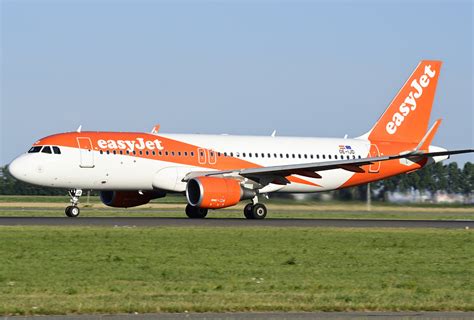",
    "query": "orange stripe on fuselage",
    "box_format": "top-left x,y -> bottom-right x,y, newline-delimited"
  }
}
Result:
34,132 -> 321,187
